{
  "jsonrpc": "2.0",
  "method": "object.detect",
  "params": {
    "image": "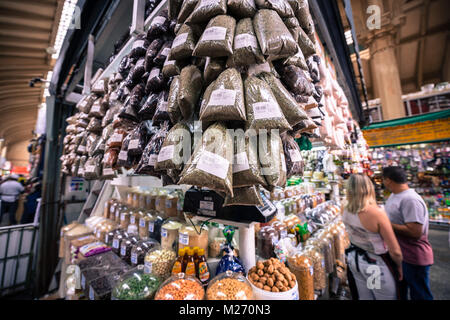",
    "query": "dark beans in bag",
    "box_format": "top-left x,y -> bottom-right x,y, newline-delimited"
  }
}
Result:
153,41 -> 173,67
227,0 -> 257,18
138,93 -> 159,120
